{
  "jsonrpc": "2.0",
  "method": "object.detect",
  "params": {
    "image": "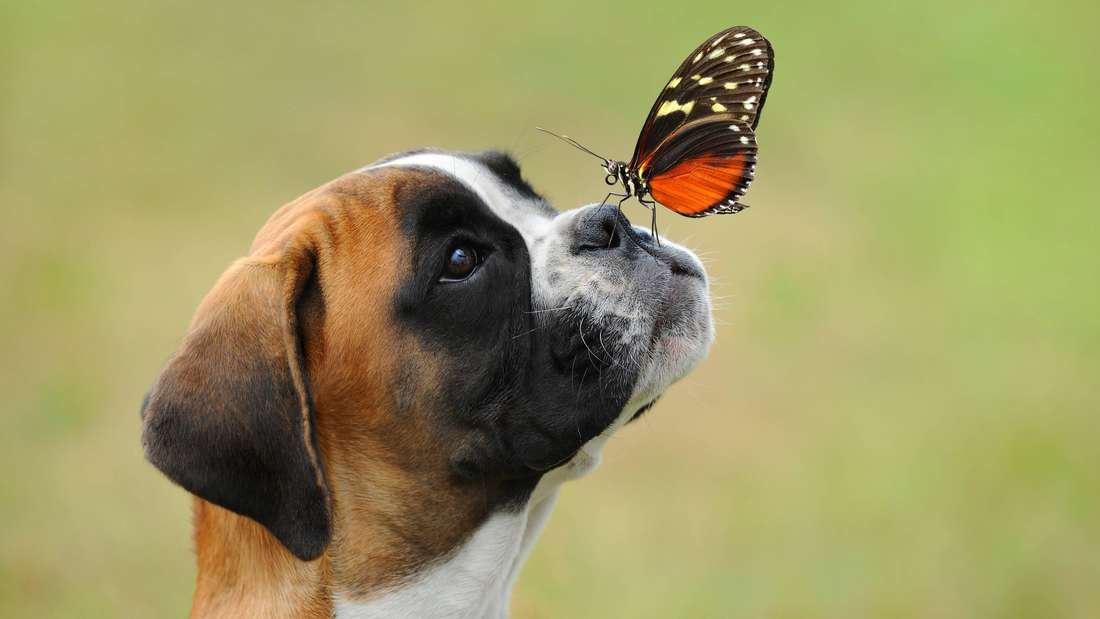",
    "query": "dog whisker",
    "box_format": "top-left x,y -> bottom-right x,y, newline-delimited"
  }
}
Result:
511,326 -> 545,340
526,305 -> 572,314
576,366 -> 590,402
577,316 -> 609,367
